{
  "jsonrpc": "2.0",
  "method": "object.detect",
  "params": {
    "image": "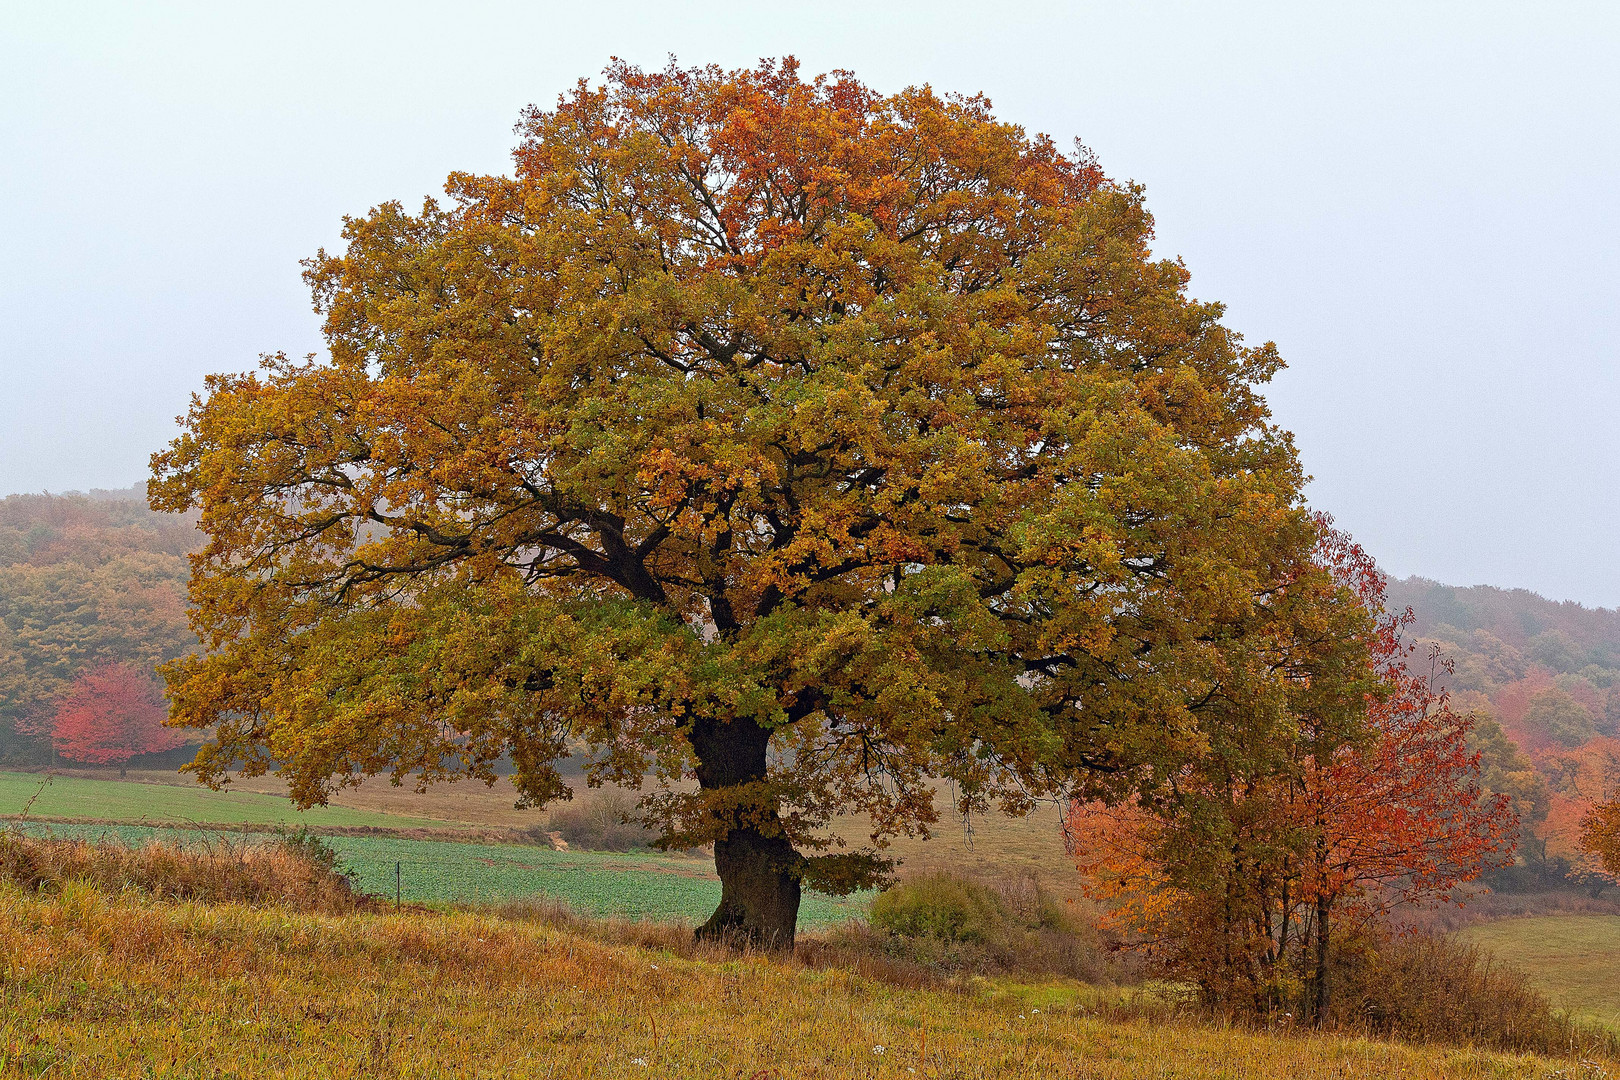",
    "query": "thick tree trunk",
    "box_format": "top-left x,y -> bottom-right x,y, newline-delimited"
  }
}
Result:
698,825 -> 802,948
689,714 -> 801,949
